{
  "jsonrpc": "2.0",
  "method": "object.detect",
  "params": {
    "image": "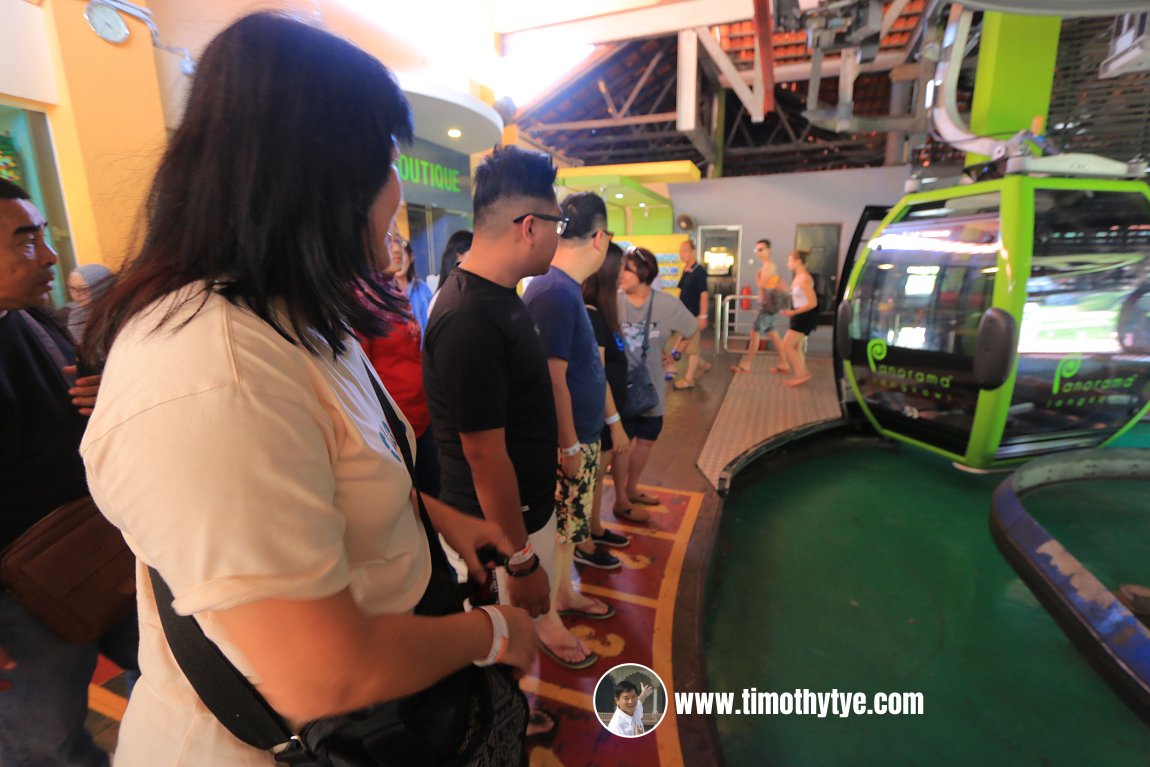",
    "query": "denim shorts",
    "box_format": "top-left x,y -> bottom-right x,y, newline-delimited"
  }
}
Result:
753,311 -> 781,335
